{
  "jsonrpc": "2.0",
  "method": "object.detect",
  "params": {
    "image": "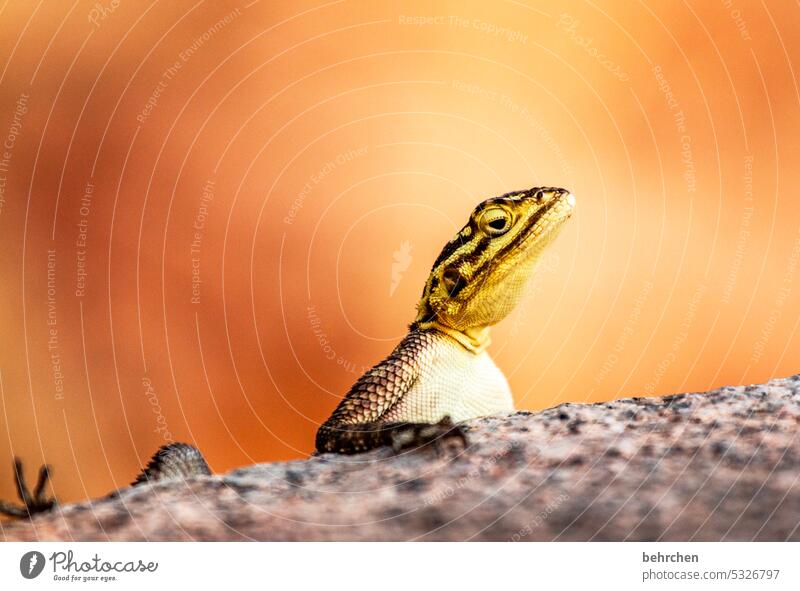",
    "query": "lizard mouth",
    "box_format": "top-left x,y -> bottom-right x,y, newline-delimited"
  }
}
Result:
518,190 -> 575,251
551,190 -> 576,217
